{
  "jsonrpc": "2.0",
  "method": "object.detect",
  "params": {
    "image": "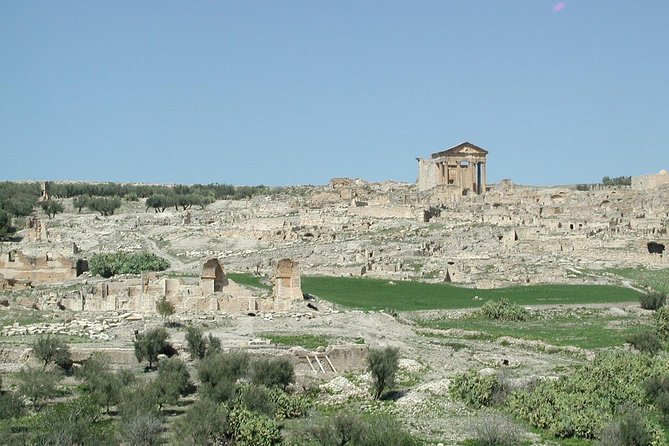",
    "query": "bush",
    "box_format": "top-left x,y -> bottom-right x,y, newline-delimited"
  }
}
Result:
228,406 -> 281,446
0,391 -> 25,420
654,307 -> 669,339
309,412 -> 418,446
39,200 -> 64,218
153,357 -> 191,410
118,381 -> 160,422
239,384 -> 276,417
367,346 -> 400,399
89,251 -> 170,278
17,367 -> 61,408
32,335 -> 72,371
626,331 -> 663,355
170,399 -> 229,445
32,396 -> 113,445
269,387 -> 308,420
450,370 -> 500,408
118,414 -> 163,446
185,325 -> 206,360
251,357 -> 295,390
86,196 -> 122,216
598,407 -> 653,446
0,210 -> 15,238
508,350 -> 667,439
469,411 -> 524,446
134,327 -> 172,369
156,297 -> 175,321
480,298 -> 529,321
185,326 -> 222,360
78,353 -> 128,413
640,292 -> 666,310
197,351 -> 249,404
